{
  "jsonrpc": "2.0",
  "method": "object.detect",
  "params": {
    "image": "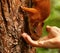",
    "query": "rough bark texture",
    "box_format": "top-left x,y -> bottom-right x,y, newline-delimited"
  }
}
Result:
0,0 -> 36,53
